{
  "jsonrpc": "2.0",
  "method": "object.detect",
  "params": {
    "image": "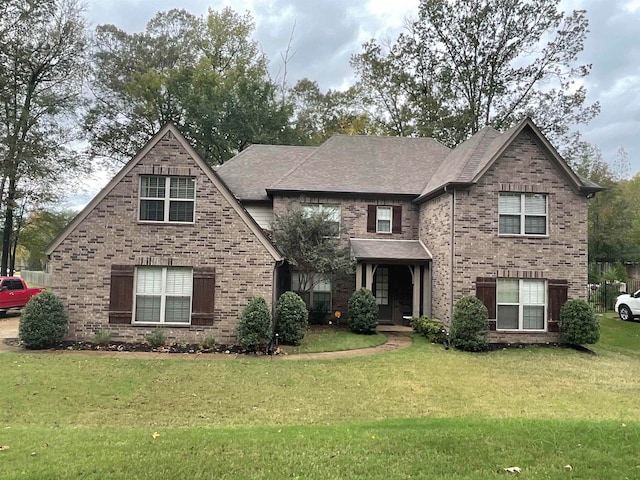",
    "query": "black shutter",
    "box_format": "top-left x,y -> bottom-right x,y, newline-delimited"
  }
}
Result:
392,206 -> 402,233
476,277 -> 496,320
367,205 -> 376,232
548,279 -> 568,328
192,267 -> 216,326
109,265 -> 134,324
